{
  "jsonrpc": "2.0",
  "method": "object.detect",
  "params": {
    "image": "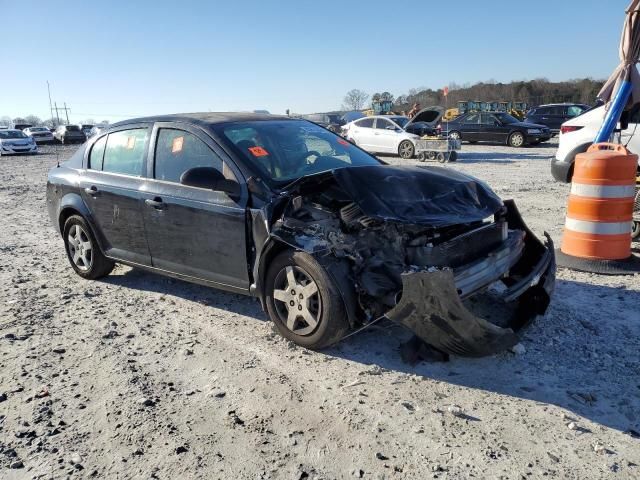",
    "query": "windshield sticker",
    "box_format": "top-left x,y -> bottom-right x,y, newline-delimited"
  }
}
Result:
248,146 -> 269,157
172,136 -> 184,153
126,136 -> 136,150
337,139 -> 350,146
